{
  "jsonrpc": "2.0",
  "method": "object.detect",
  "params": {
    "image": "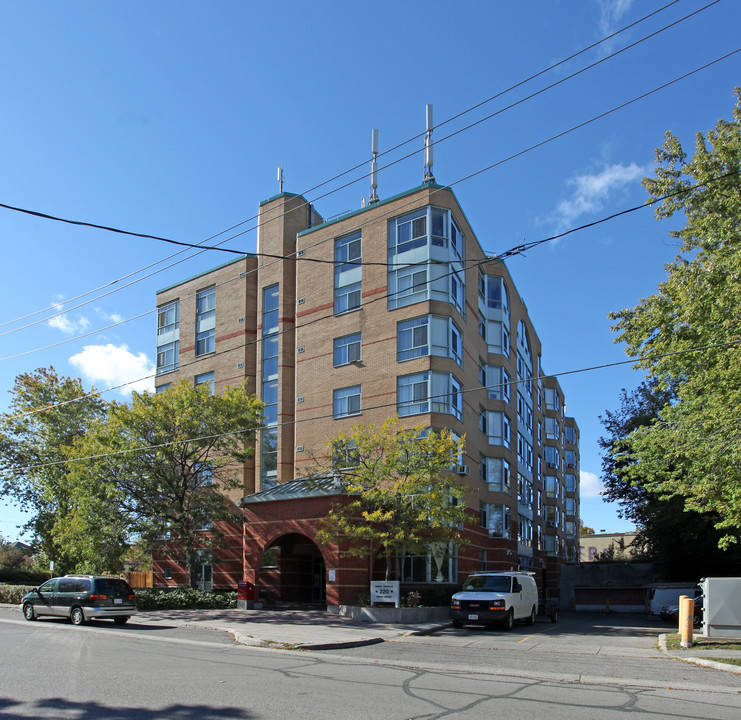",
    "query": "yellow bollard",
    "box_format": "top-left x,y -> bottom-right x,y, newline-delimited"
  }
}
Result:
679,595 -> 694,648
